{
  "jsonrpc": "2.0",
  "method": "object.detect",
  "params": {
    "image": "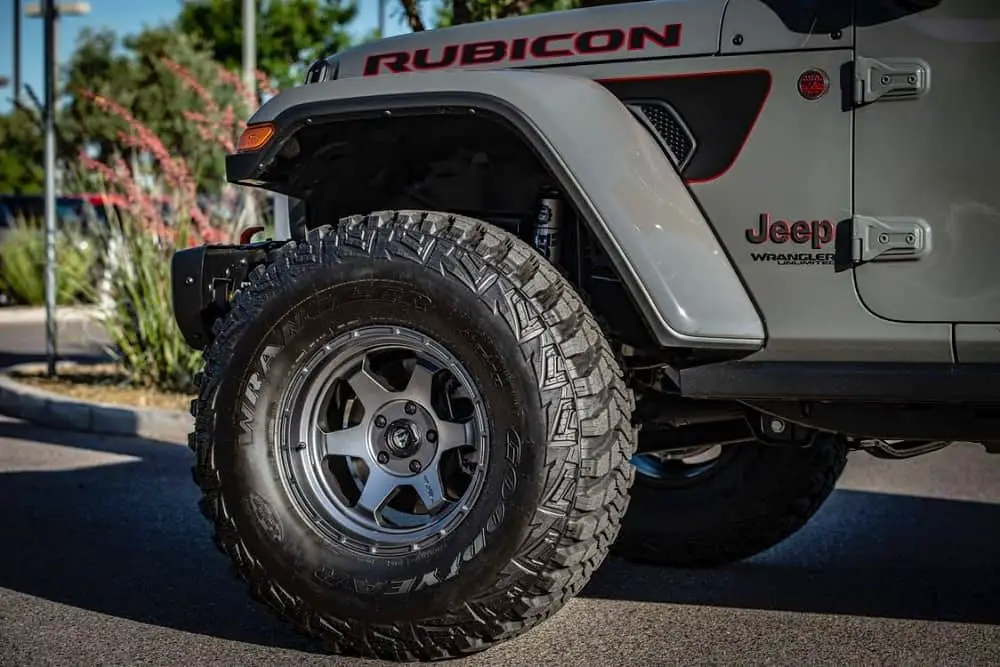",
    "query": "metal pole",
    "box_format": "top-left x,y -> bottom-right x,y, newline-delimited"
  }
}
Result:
241,0 -> 257,230
43,0 -> 58,377
378,0 -> 386,38
14,0 -> 22,103
242,0 -> 255,92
